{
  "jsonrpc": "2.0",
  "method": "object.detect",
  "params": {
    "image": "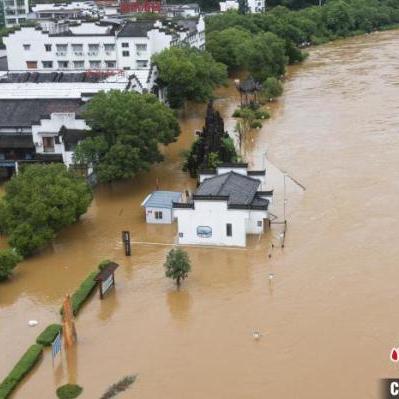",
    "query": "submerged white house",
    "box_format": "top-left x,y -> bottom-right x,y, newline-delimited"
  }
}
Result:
142,191 -> 182,224
173,164 -> 273,247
